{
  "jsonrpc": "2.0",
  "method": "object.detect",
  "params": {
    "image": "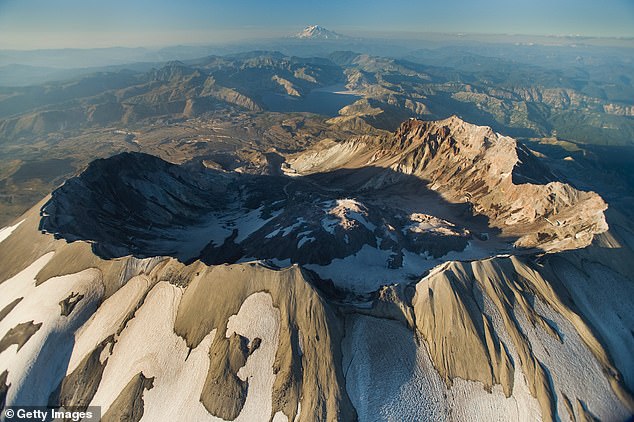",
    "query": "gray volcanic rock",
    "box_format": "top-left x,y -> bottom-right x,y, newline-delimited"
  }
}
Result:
40,152 -> 228,260
39,152 -> 473,285
1,116 -> 633,422
39,117 -> 610,292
